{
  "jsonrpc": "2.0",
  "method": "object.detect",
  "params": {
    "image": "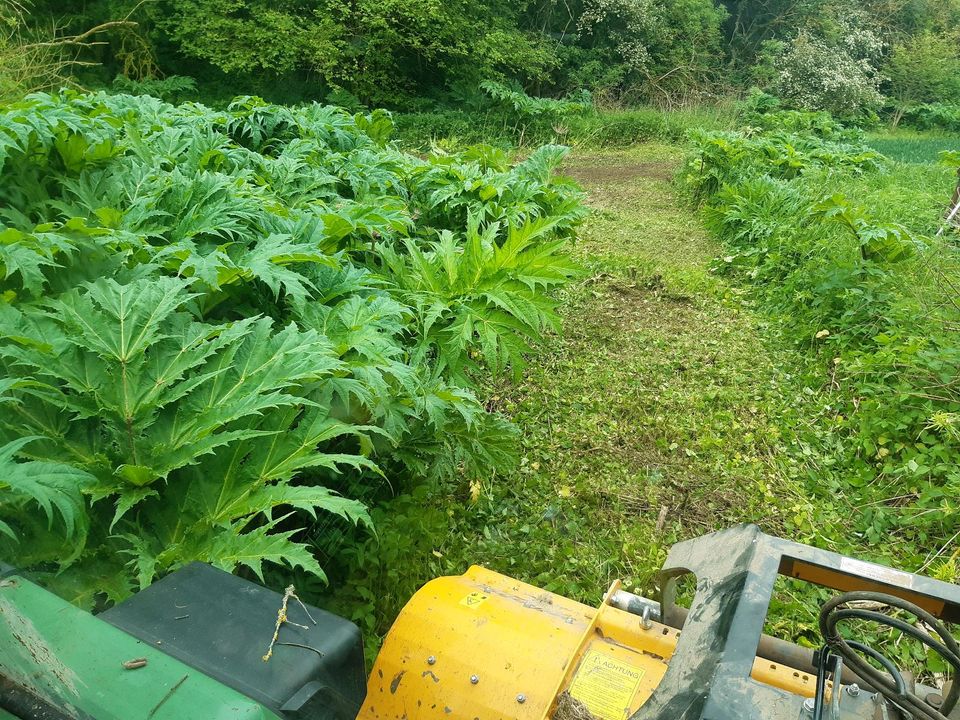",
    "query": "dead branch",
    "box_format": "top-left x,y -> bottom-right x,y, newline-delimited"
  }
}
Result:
23,20 -> 139,50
